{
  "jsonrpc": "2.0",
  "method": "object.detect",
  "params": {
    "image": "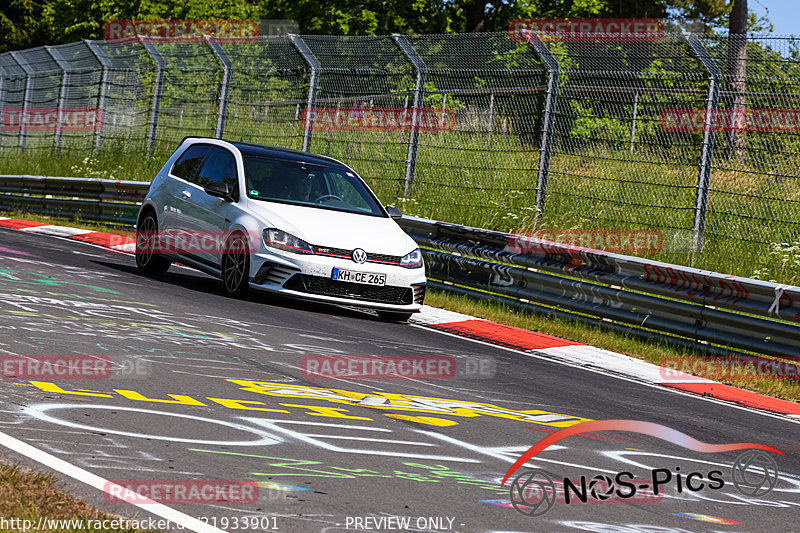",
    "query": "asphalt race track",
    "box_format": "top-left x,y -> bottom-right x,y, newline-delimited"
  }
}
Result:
0,226 -> 798,533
